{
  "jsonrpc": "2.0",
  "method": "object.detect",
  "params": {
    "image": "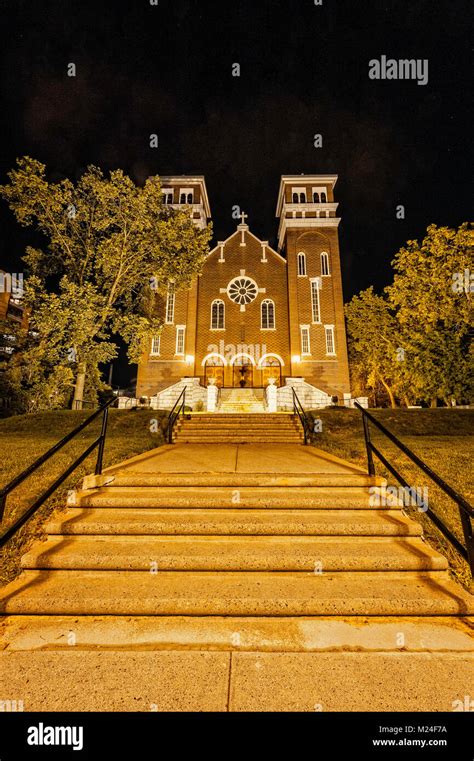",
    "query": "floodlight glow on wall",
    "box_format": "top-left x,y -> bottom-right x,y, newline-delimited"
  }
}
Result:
185,355 -> 194,364
292,355 -> 301,364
